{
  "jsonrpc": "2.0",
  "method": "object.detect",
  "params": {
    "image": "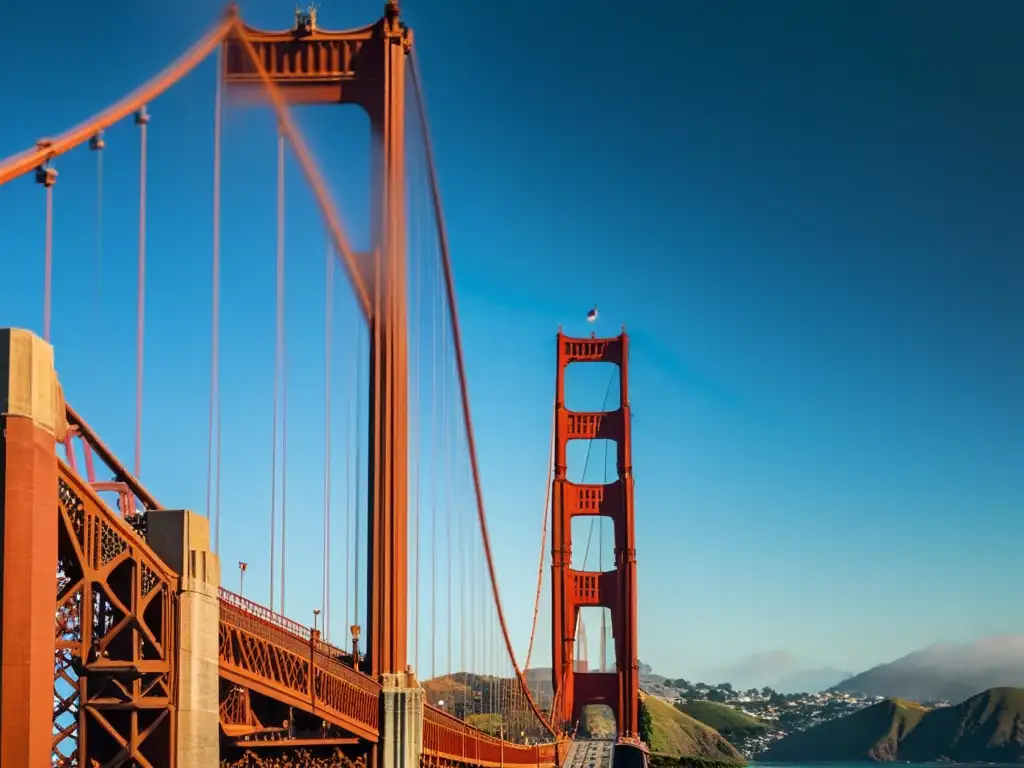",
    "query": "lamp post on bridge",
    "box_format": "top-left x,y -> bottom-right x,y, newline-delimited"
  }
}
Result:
351,624 -> 362,671
313,608 -> 321,635
238,561 -> 247,597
